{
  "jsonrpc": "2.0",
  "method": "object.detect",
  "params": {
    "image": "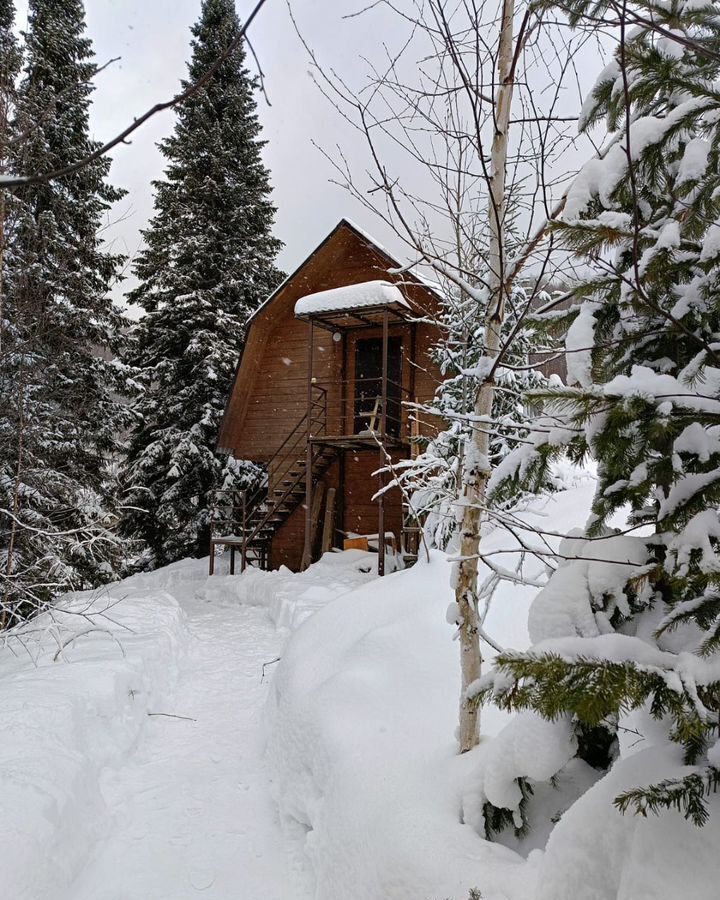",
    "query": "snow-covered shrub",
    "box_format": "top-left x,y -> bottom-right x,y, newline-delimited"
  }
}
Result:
478,0 -> 720,844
